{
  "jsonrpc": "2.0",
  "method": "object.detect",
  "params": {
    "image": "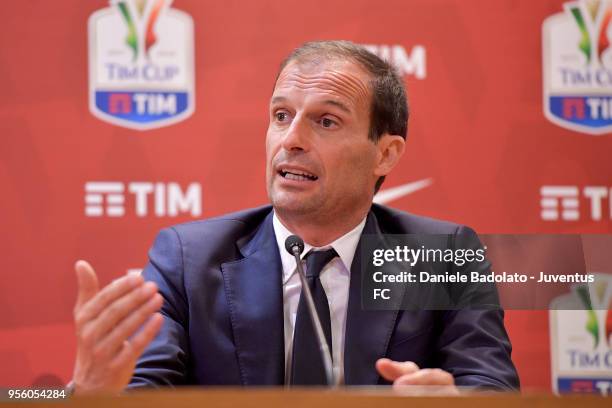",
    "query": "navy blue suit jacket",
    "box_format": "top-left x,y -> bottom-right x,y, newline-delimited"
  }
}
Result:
129,204 -> 520,390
